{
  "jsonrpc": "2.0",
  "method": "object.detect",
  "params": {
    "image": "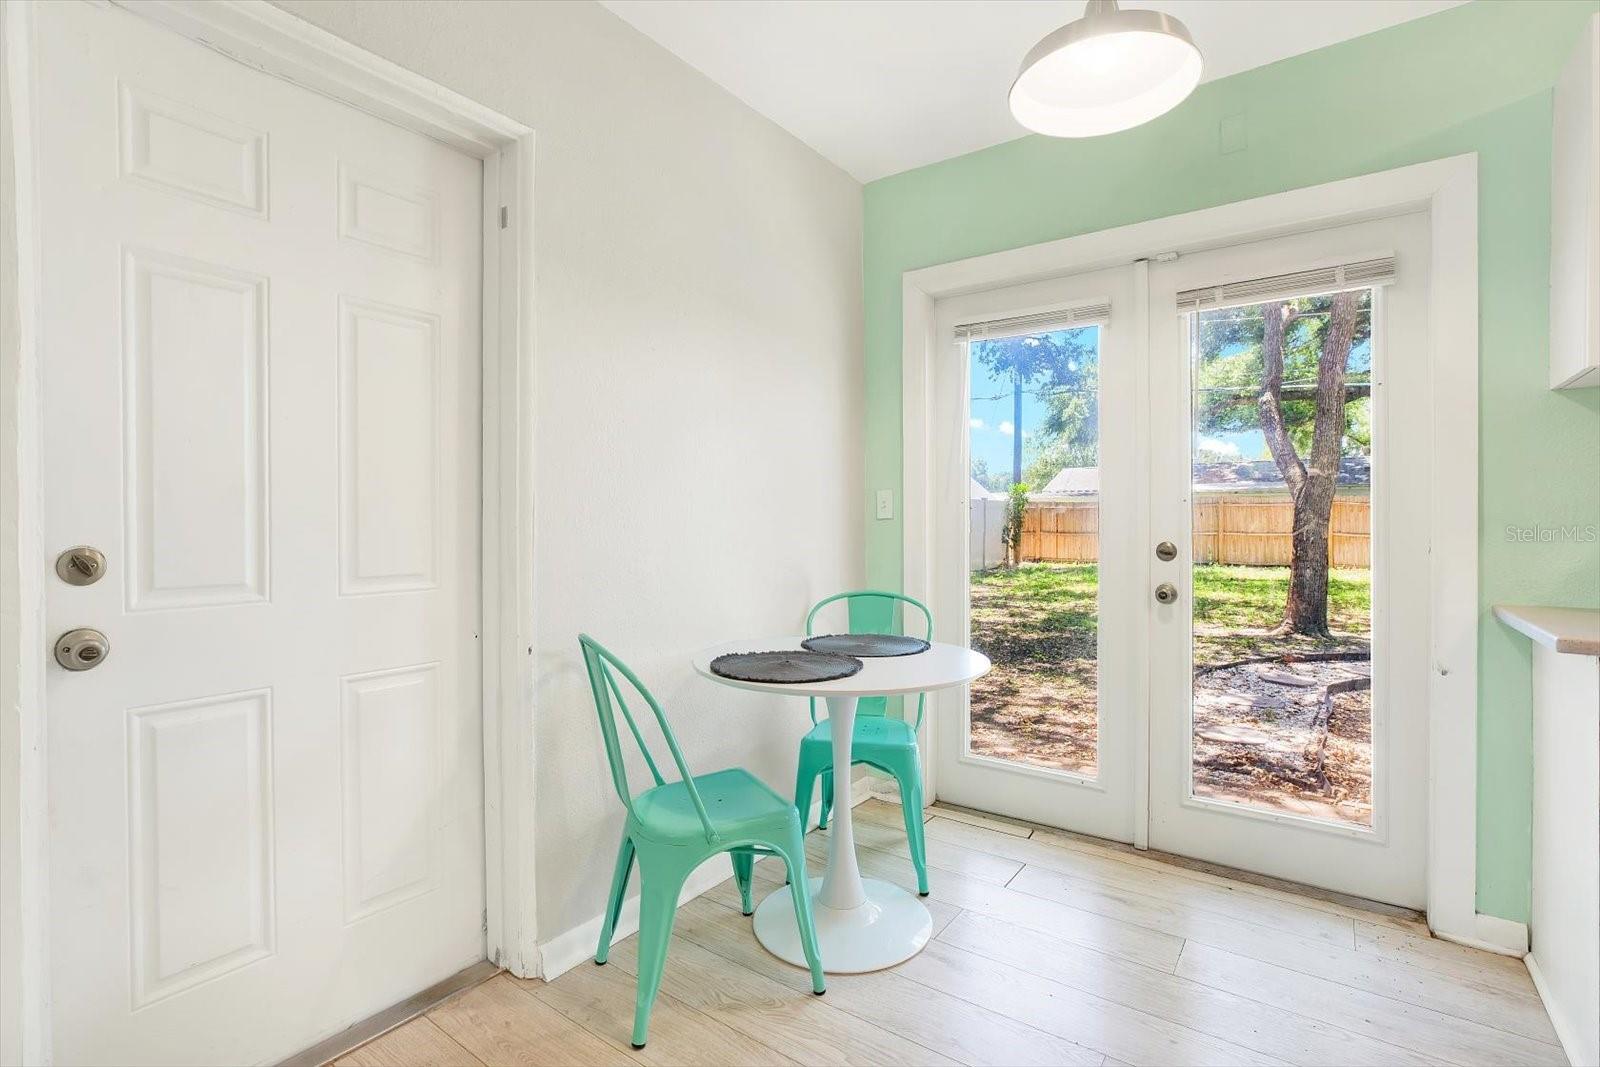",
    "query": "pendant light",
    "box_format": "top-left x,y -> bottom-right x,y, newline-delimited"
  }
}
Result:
1009,0 -> 1203,138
